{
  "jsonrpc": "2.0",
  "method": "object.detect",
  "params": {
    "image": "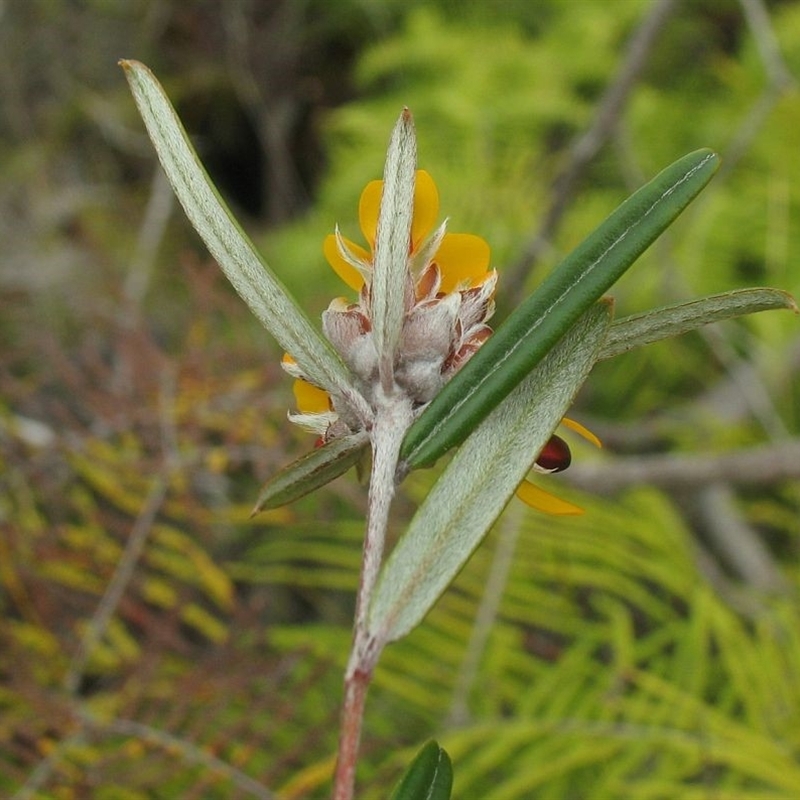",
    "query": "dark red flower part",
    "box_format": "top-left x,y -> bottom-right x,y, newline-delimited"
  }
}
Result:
536,434 -> 572,473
